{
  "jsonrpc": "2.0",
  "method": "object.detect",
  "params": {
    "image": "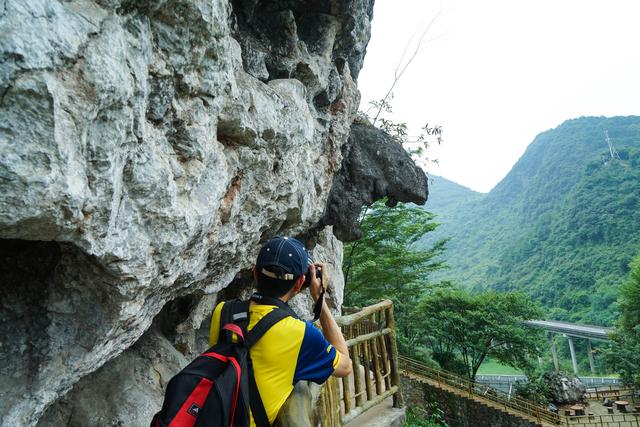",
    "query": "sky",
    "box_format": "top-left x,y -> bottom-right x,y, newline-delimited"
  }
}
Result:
357,0 -> 640,193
